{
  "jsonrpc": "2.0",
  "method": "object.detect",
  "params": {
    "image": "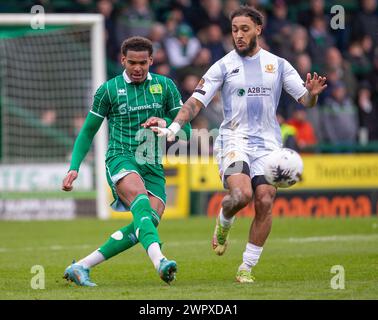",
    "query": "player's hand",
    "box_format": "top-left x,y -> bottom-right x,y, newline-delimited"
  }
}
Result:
141,117 -> 167,128
305,72 -> 327,96
62,170 -> 78,192
150,127 -> 176,142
